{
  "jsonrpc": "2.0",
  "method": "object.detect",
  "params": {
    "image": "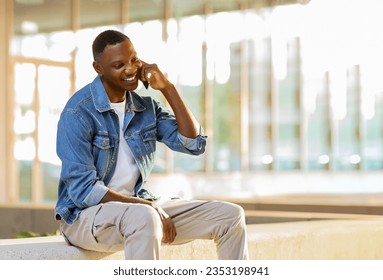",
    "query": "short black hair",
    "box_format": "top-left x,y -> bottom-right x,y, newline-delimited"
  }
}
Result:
92,30 -> 129,61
